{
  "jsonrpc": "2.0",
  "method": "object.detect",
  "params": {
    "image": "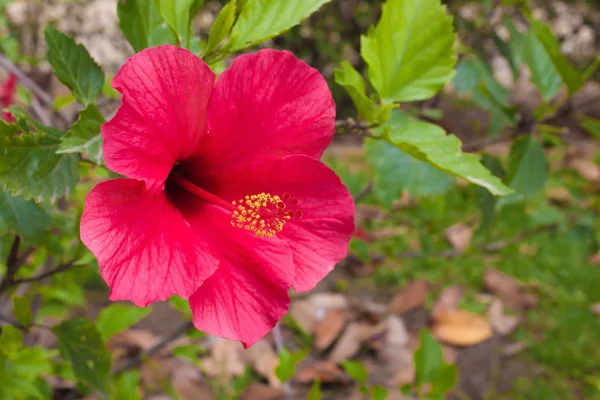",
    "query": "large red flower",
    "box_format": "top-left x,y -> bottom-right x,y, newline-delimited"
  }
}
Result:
80,45 -> 354,347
